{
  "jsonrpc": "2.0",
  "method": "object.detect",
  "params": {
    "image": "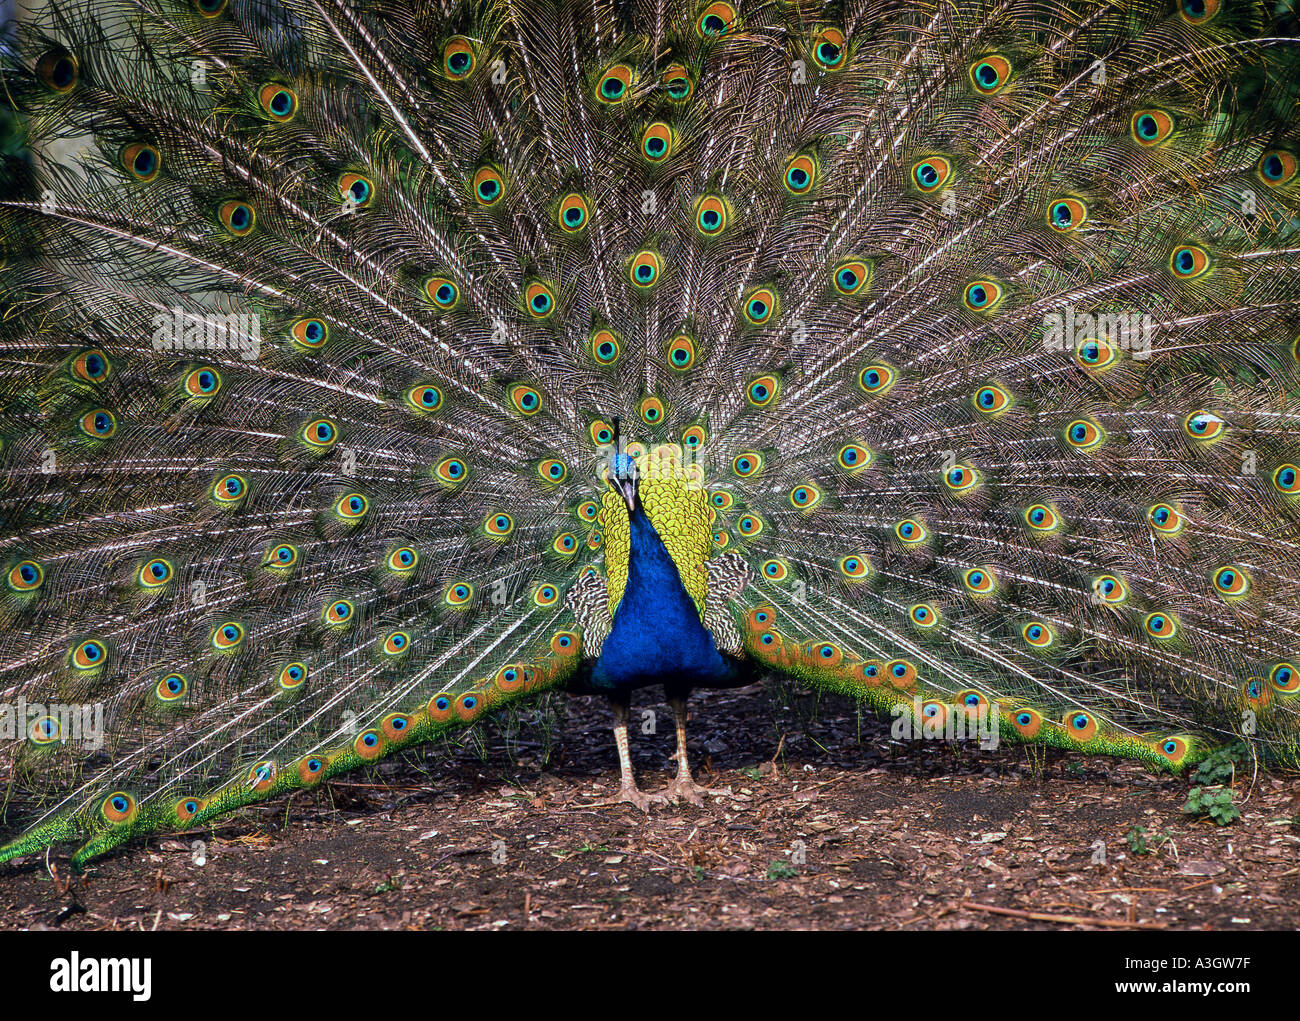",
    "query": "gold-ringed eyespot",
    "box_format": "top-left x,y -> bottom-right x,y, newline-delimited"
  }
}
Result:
300,418 -> 338,449
558,192 -> 591,232
1074,335 -> 1118,371
523,282 -> 556,318
484,512 -> 514,537
354,730 -> 384,760
731,451 -> 762,477
553,531 -> 579,555
71,639 -> 107,670
629,250 -> 663,289
962,280 -> 1002,312
537,458 -> 568,485
1258,149 -> 1298,187
911,156 -> 952,193
895,518 -> 927,543
1170,245 -> 1211,279
335,492 -> 368,520
1147,503 -> 1184,535
1064,710 -> 1098,742
102,792 -> 137,824
858,364 -> 896,395
1022,622 -> 1054,649
551,630 -> 579,655
577,500 -> 600,522
406,384 -> 443,414
638,396 -> 666,425
175,796 -> 206,821
806,641 -> 844,667
455,692 -> 485,722
969,54 -> 1011,94
26,715 -> 58,744
1184,410 -> 1224,440
1270,662 -> 1299,694
761,559 -> 789,582
789,483 -> 821,510
943,464 -> 979,492
138,557 -> 173,588
693,195 -> 728,237
434,456 -> 468,486
70,349 -> 111,383
384,547 -> 417,573
472,165 -> 504,206
339,172 -> 374,208
962,567 -> 995,594
783,153 -> 818,195
1273,464 -> 1299,495
259,83 -> 298,122
217,199 -> 255,236
381,713 -> 412,741
1132,109 -> 1174,146
885,659 -> 917,689
1156,736 -> 1189,765
642,122 -> 674,163
1093,574 -> 1128,604
534,583 -> 560,607
1178,0 -> 1221,24
1065,418 -> 1105,450
278,662 -> 307,689
290,318 -> 328,348
424,276 -> 459,310
663,63 -> 693,102
839,555 -> 870,580
322,599 -> 354,626
212,473 -> 247,506
955,690 -> 990,717
1212,565 -> 1250,598
211,621 -> 245,651
428,693 -> 455,721
7,559 -> 44,593
37,49 -> 77,93
1244,676 -> 1273,709
832,258 -> 872,296
747,606 -> 776,630
120,143 -> 161,182
155,672 -> 188,702
444,581 -> 474,606
297,756 -> 326,785
596,63 -> 634,103
709,489 -> 734,510
682,425 -> 707,451
811,27 -> 846,70
443,36 -> 476,78
909,603 -> 938,628
837,443 -> 872,472
590,330 -> 620,365
696,1 -> 738,37
193,0 -> 227,17
745,372 -> 780,406
79,409 -> 116,438
509,384 -> 543,415
736,513 -> 764,537
381,631 -> 411,657
184,367 -> 221,398
1024,504 -> 1060,532
495,664 -> 527,693
1047,197 -> 1087,232
1009,707 -> 1042,737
